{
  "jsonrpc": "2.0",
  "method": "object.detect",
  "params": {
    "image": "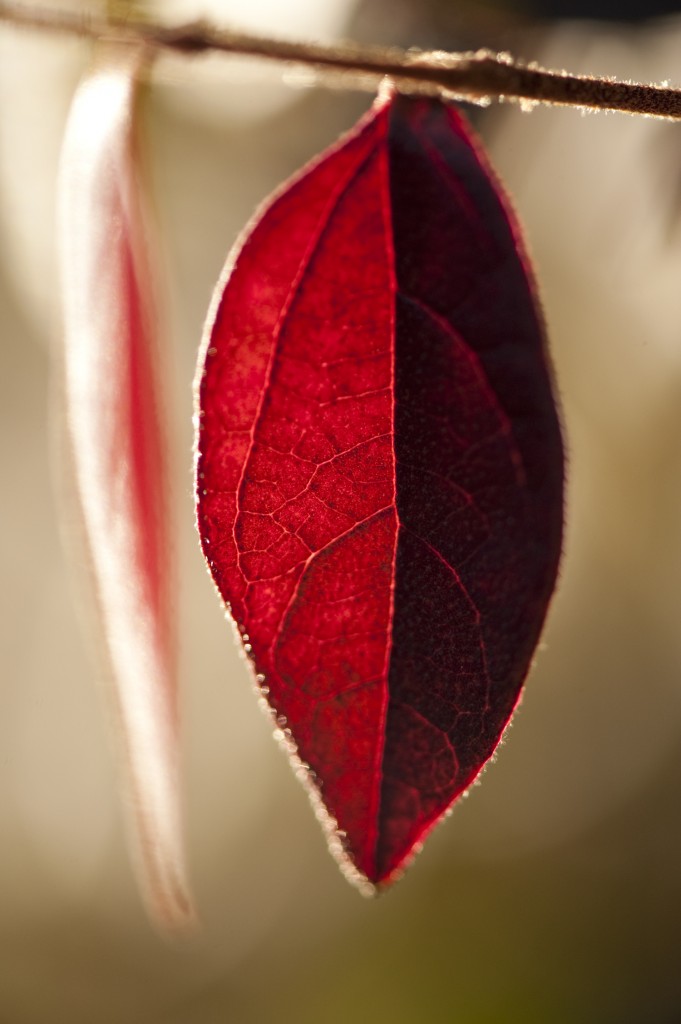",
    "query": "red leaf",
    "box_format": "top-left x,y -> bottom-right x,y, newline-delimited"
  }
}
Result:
196,92 -> 564,888
58,45 -> 193,929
